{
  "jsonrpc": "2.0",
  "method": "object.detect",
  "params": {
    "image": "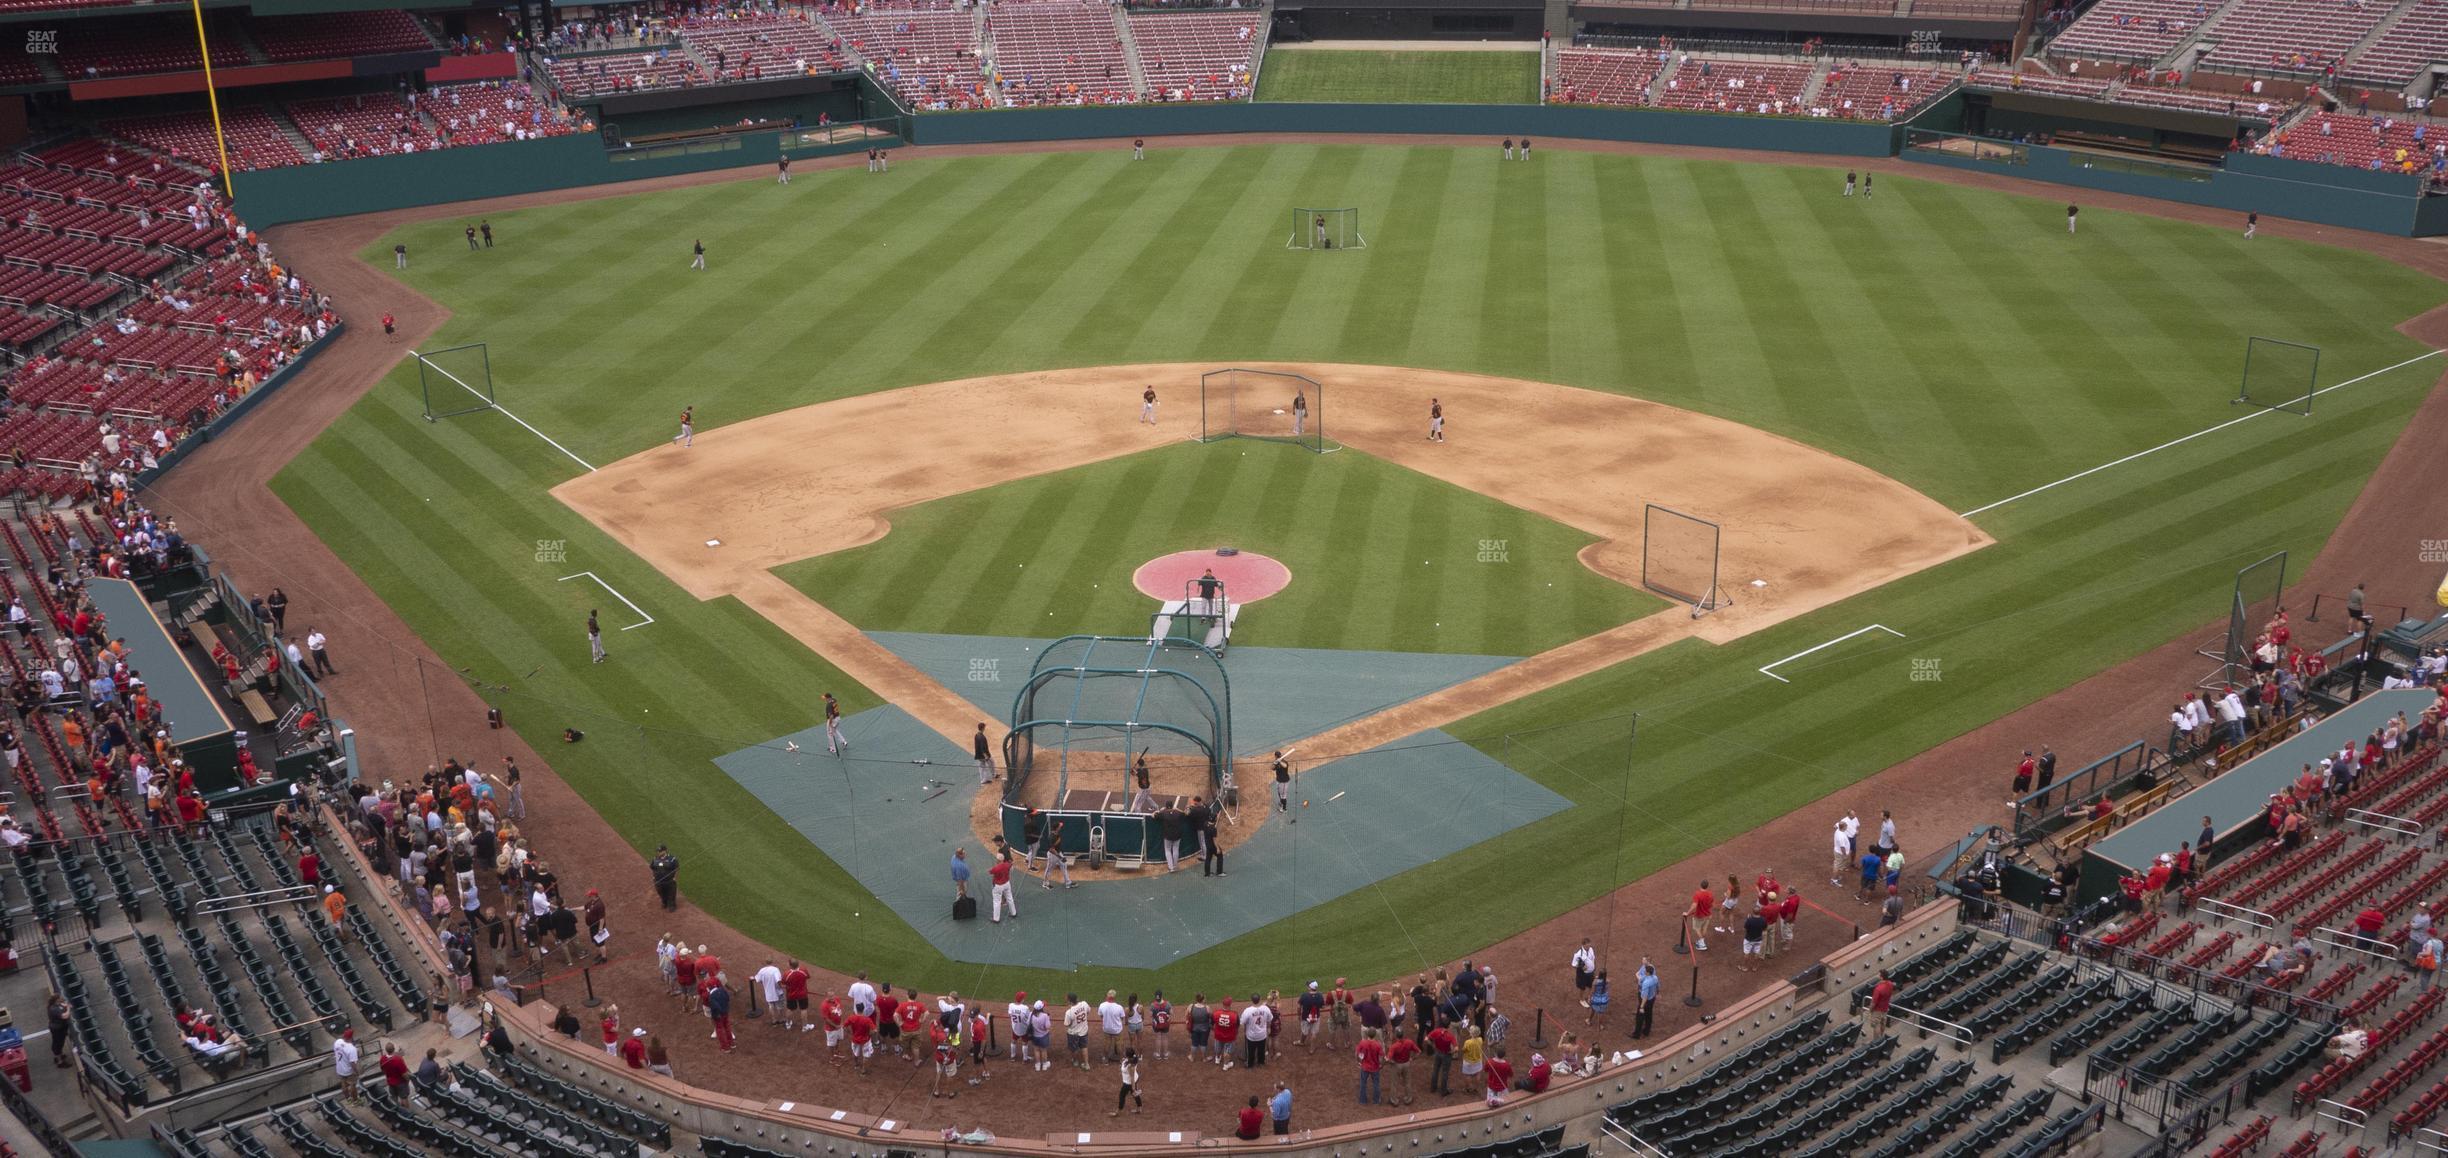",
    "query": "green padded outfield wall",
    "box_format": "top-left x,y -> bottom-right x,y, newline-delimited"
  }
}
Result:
230,88 -> 2441,237
230,128 -> 885,227
1904,140 -> 2431,236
